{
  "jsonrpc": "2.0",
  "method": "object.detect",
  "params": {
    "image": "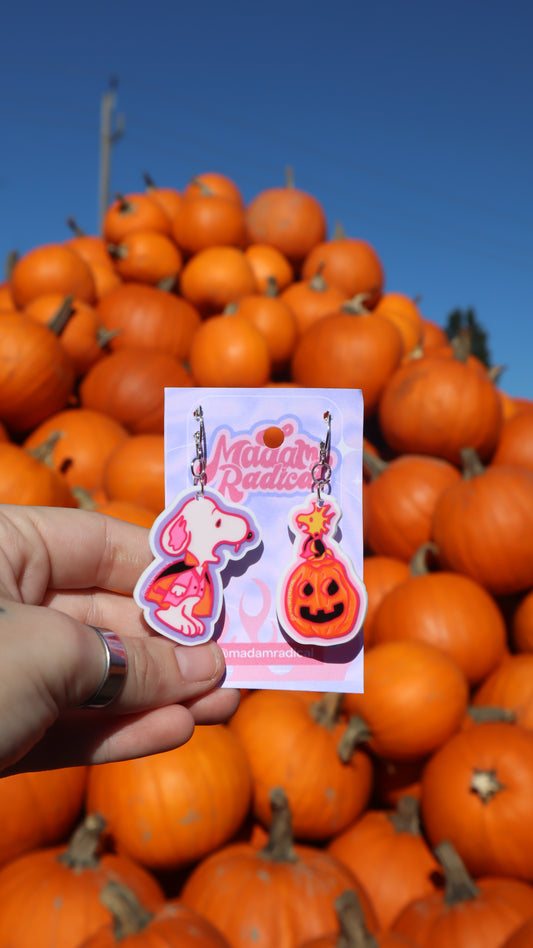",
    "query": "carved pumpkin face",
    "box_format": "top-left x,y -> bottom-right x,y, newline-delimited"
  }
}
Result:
284,549 -> 361,643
